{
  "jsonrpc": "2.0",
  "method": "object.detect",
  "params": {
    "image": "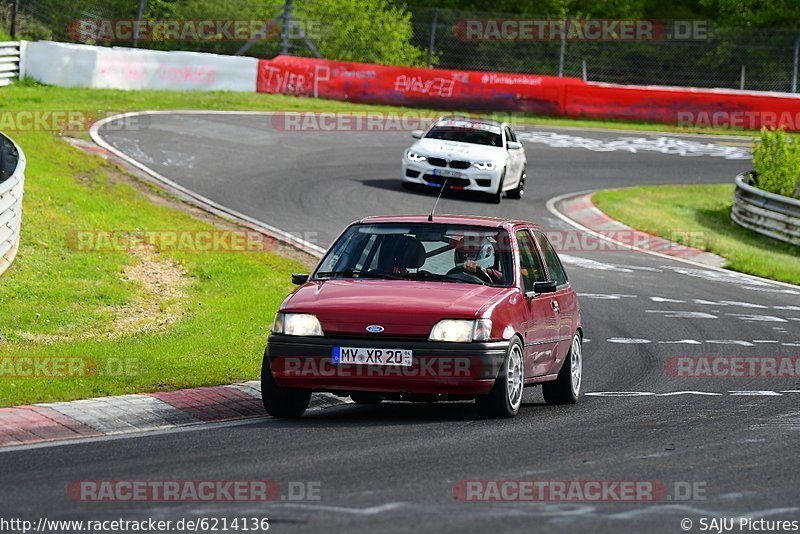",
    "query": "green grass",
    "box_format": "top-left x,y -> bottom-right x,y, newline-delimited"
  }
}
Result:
593,185 -> 800,285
